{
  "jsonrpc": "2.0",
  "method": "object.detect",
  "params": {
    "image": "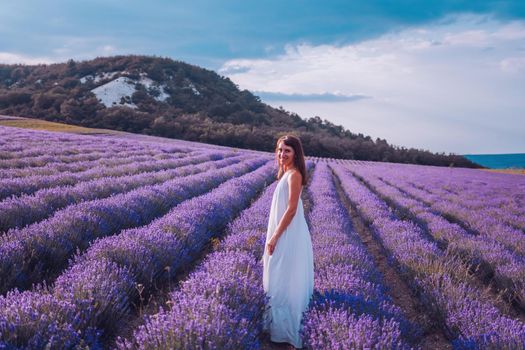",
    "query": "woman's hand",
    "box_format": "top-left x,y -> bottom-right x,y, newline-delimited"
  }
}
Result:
266,235 -> 279,255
